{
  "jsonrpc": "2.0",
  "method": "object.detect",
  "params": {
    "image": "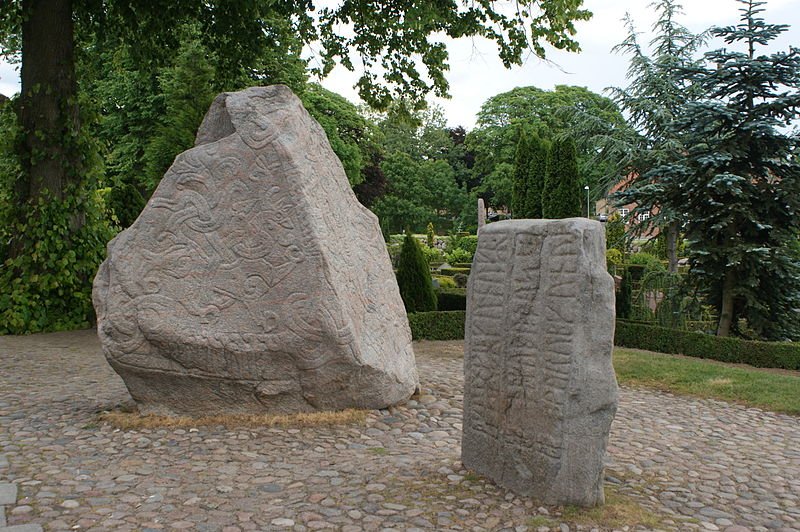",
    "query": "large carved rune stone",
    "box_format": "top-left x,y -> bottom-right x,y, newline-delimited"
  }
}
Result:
93,85 -> 418,417
461,218 -> 618,507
